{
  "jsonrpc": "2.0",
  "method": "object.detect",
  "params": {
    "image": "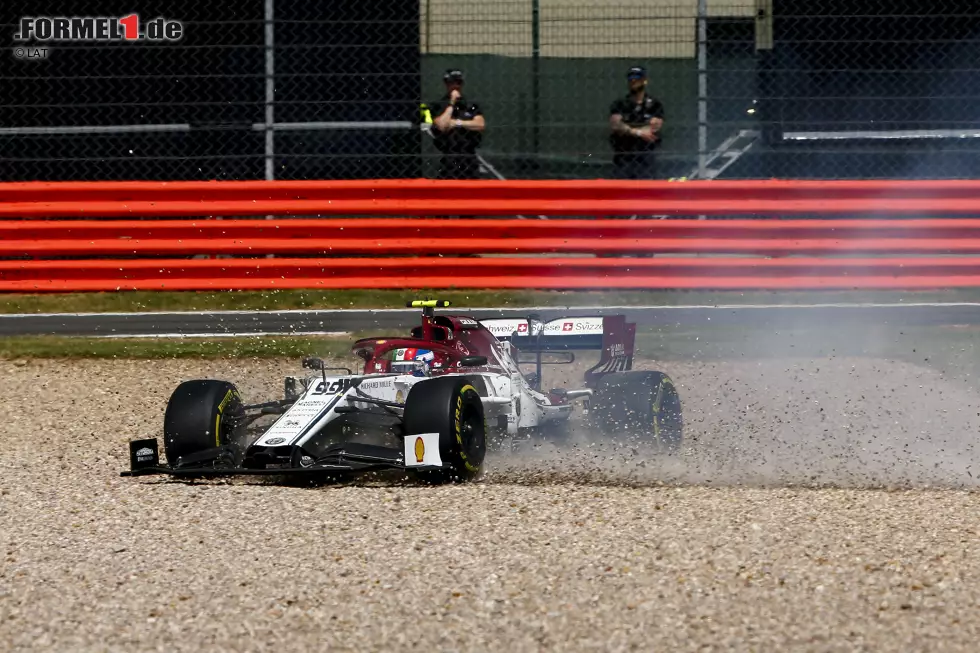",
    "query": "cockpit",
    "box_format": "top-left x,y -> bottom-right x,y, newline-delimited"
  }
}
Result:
351,301 -> 504,376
